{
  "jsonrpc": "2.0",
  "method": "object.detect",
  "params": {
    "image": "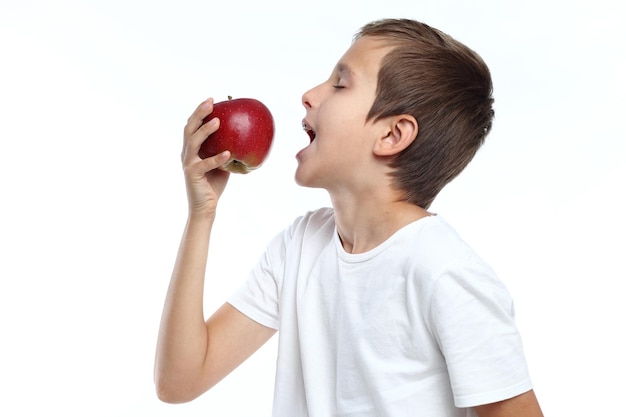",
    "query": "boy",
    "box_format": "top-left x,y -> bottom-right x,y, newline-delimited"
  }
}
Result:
155,18 -> 544,417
